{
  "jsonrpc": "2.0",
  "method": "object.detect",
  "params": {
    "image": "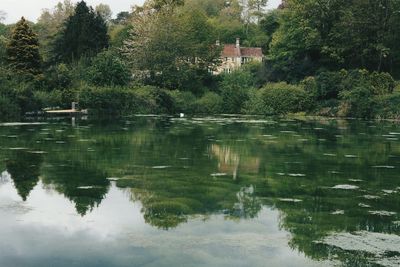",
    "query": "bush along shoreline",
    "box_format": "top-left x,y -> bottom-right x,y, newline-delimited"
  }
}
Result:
2,66 -> 399,122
